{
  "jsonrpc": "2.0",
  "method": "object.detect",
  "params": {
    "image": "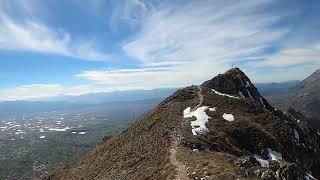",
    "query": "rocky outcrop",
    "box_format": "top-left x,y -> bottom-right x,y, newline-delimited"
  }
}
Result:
202,68 -> 274,111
